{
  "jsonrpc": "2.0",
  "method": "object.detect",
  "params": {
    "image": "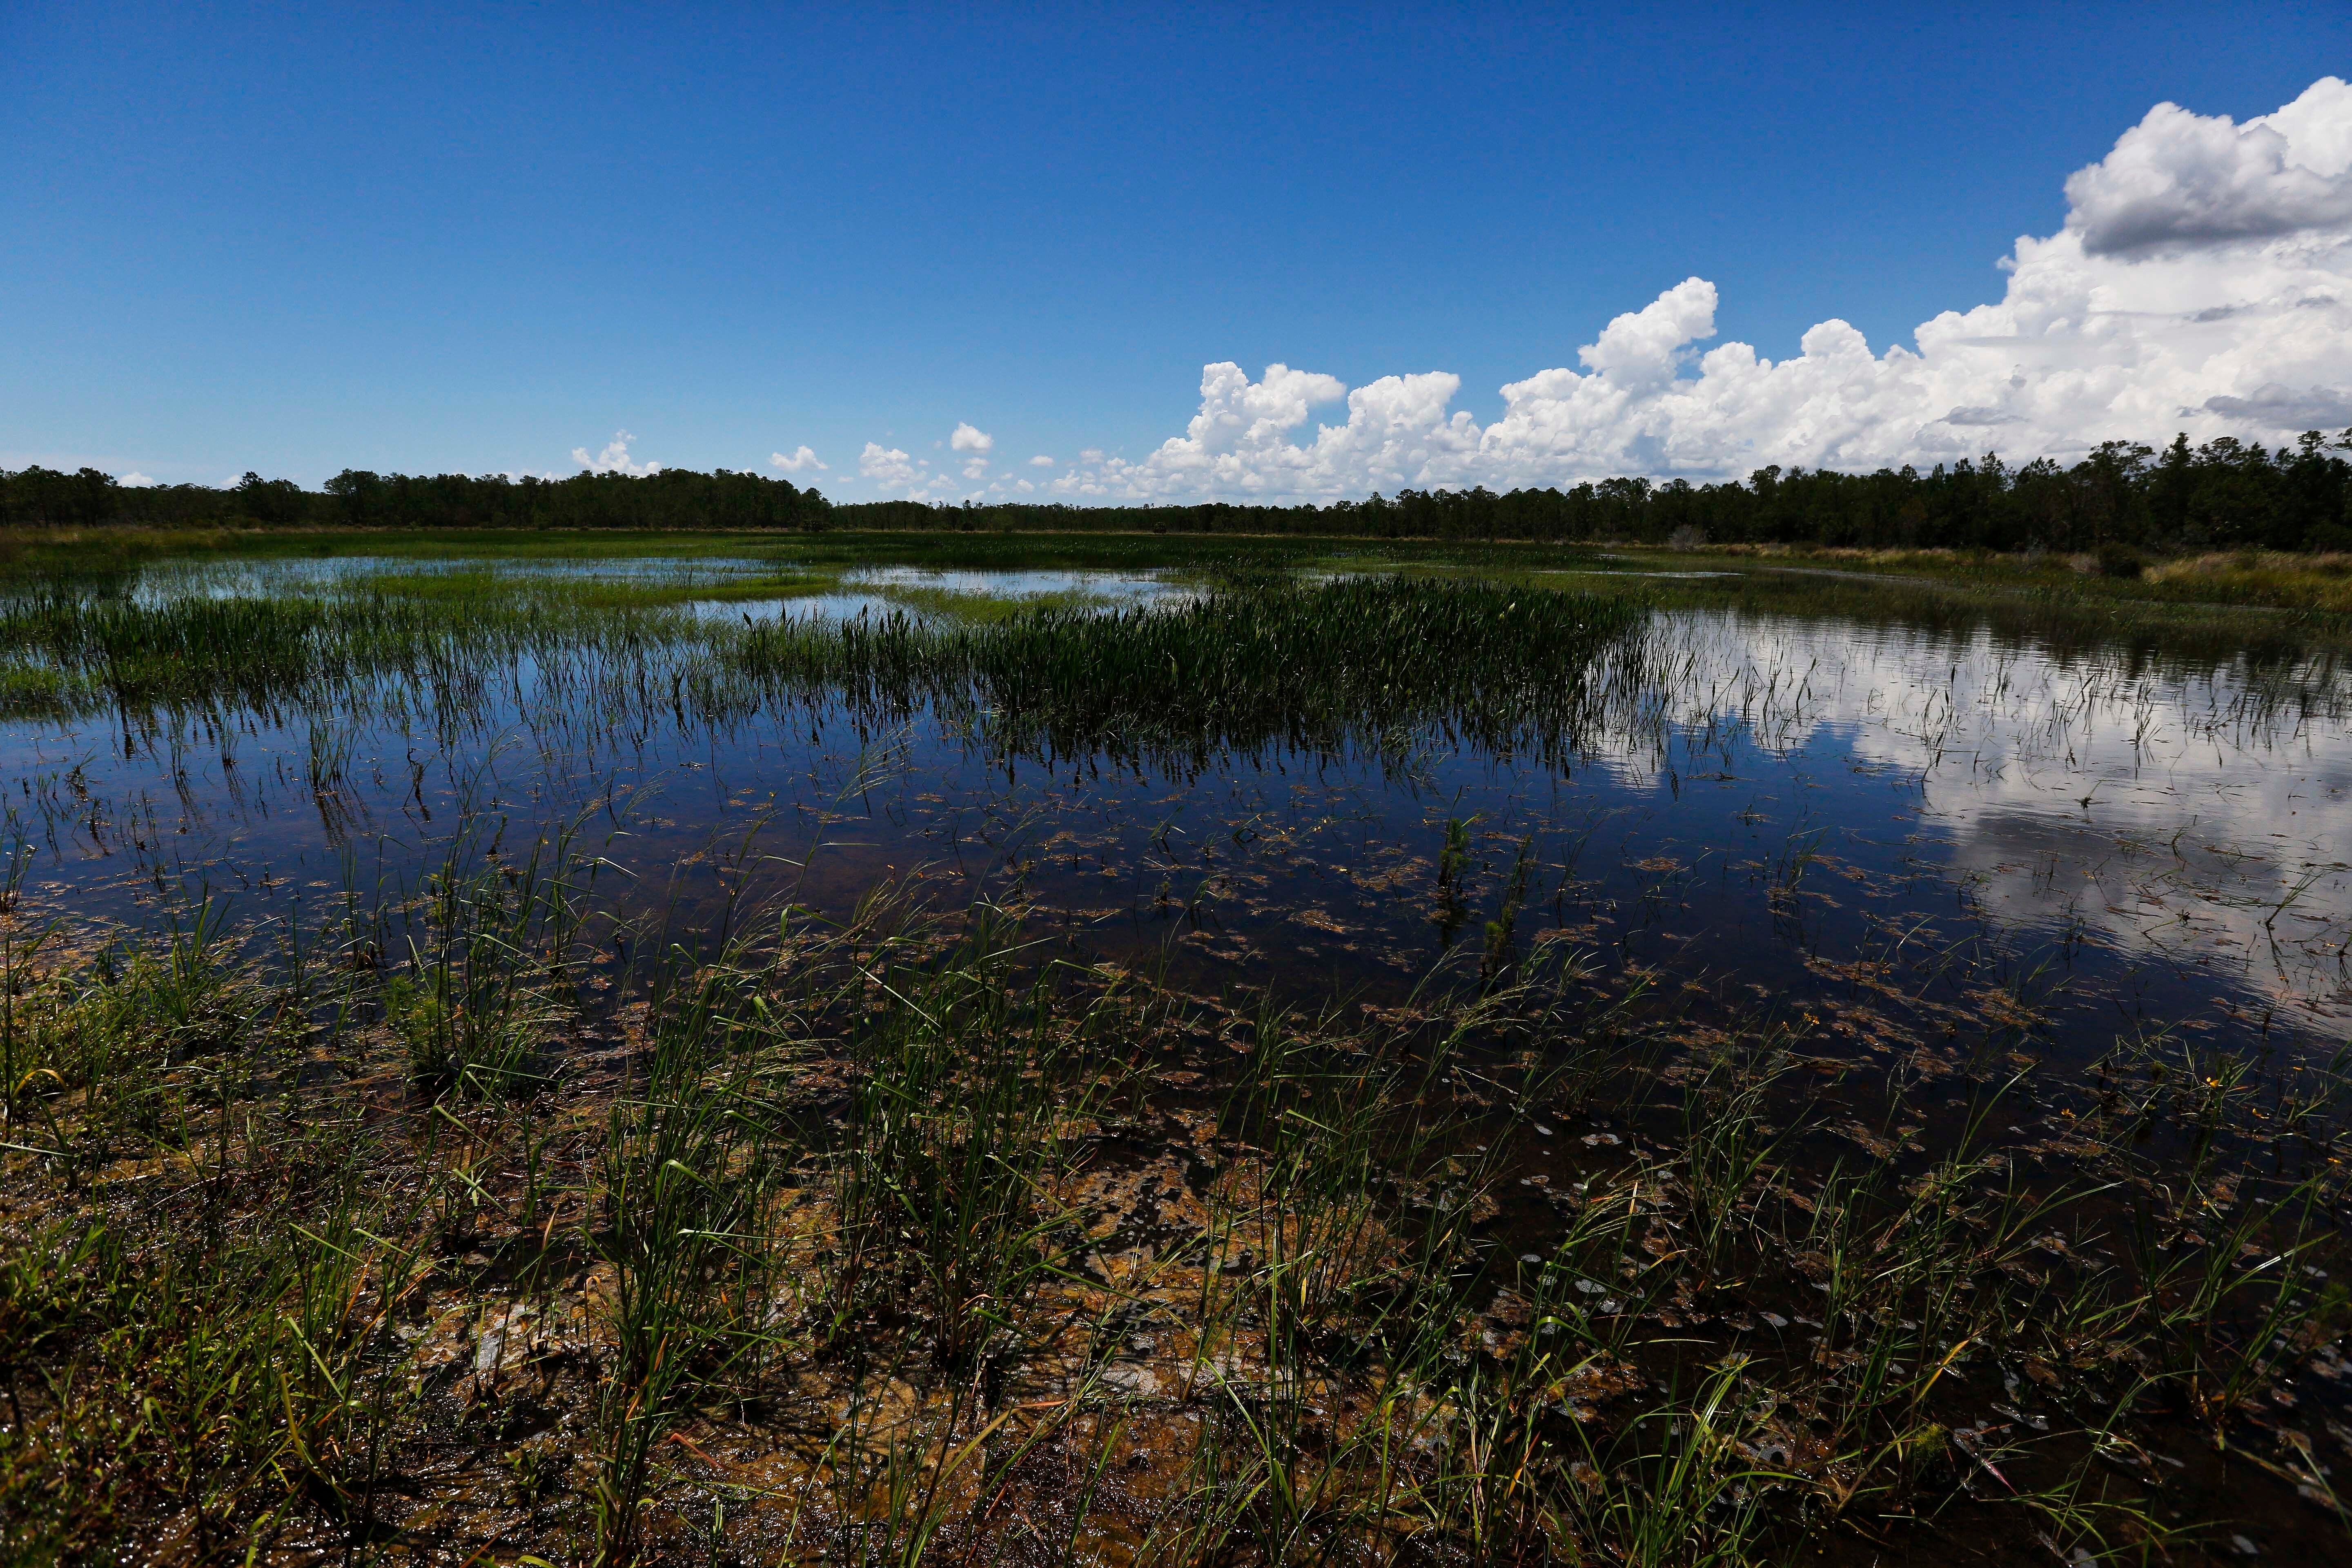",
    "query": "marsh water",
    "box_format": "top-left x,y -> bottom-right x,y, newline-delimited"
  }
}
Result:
11,552 -> 2348,1071
14,543 -> 2352,1565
